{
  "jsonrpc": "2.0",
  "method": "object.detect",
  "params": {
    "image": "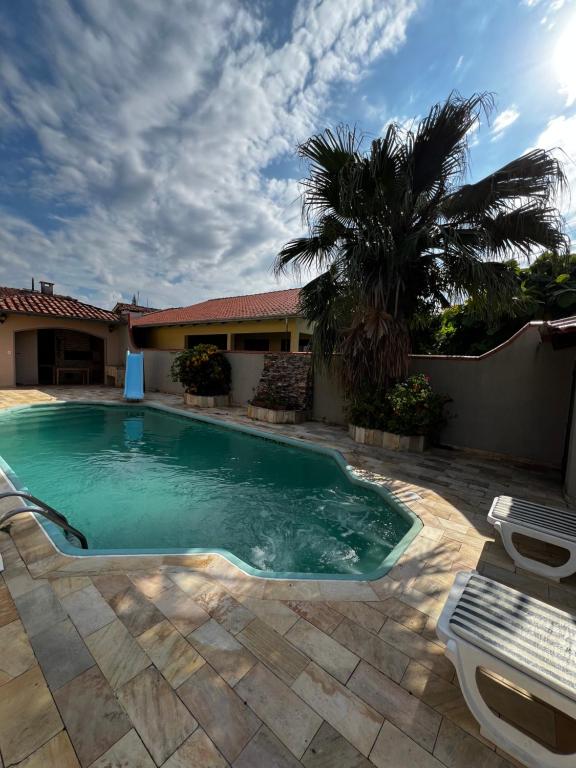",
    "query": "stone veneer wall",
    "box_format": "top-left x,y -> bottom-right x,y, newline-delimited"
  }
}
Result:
251,353 -> 313,412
